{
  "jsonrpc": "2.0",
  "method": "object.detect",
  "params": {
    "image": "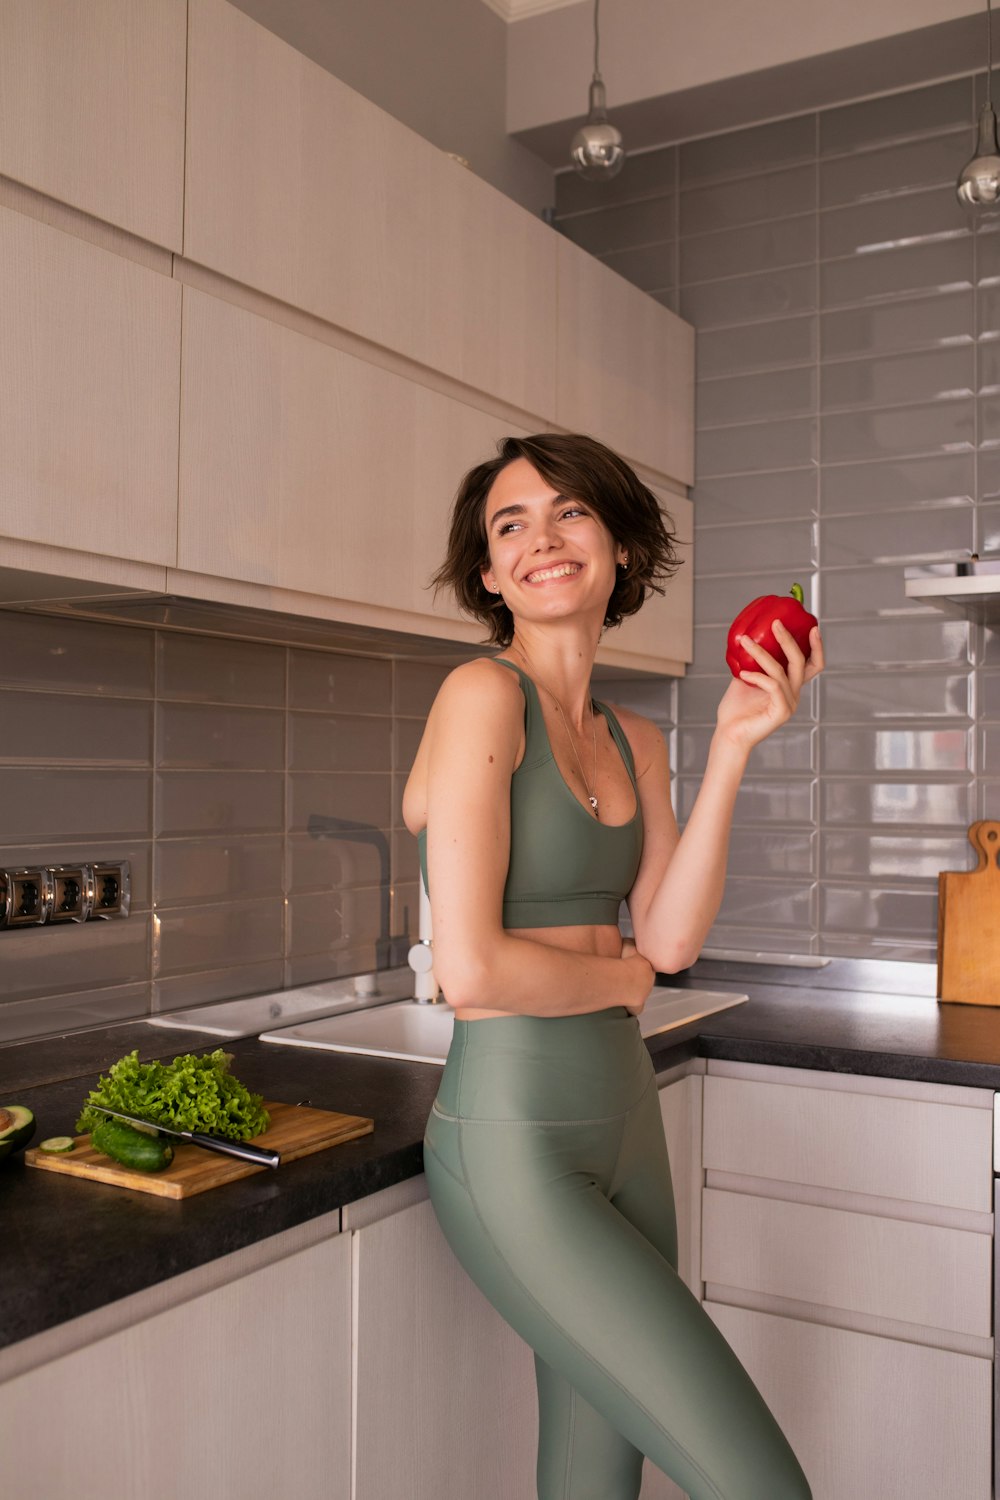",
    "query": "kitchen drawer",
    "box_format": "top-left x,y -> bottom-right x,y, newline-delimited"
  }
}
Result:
702,1188 -> 991,1337
706,1302 -> 992,1500
703,1074 -> 993,1212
